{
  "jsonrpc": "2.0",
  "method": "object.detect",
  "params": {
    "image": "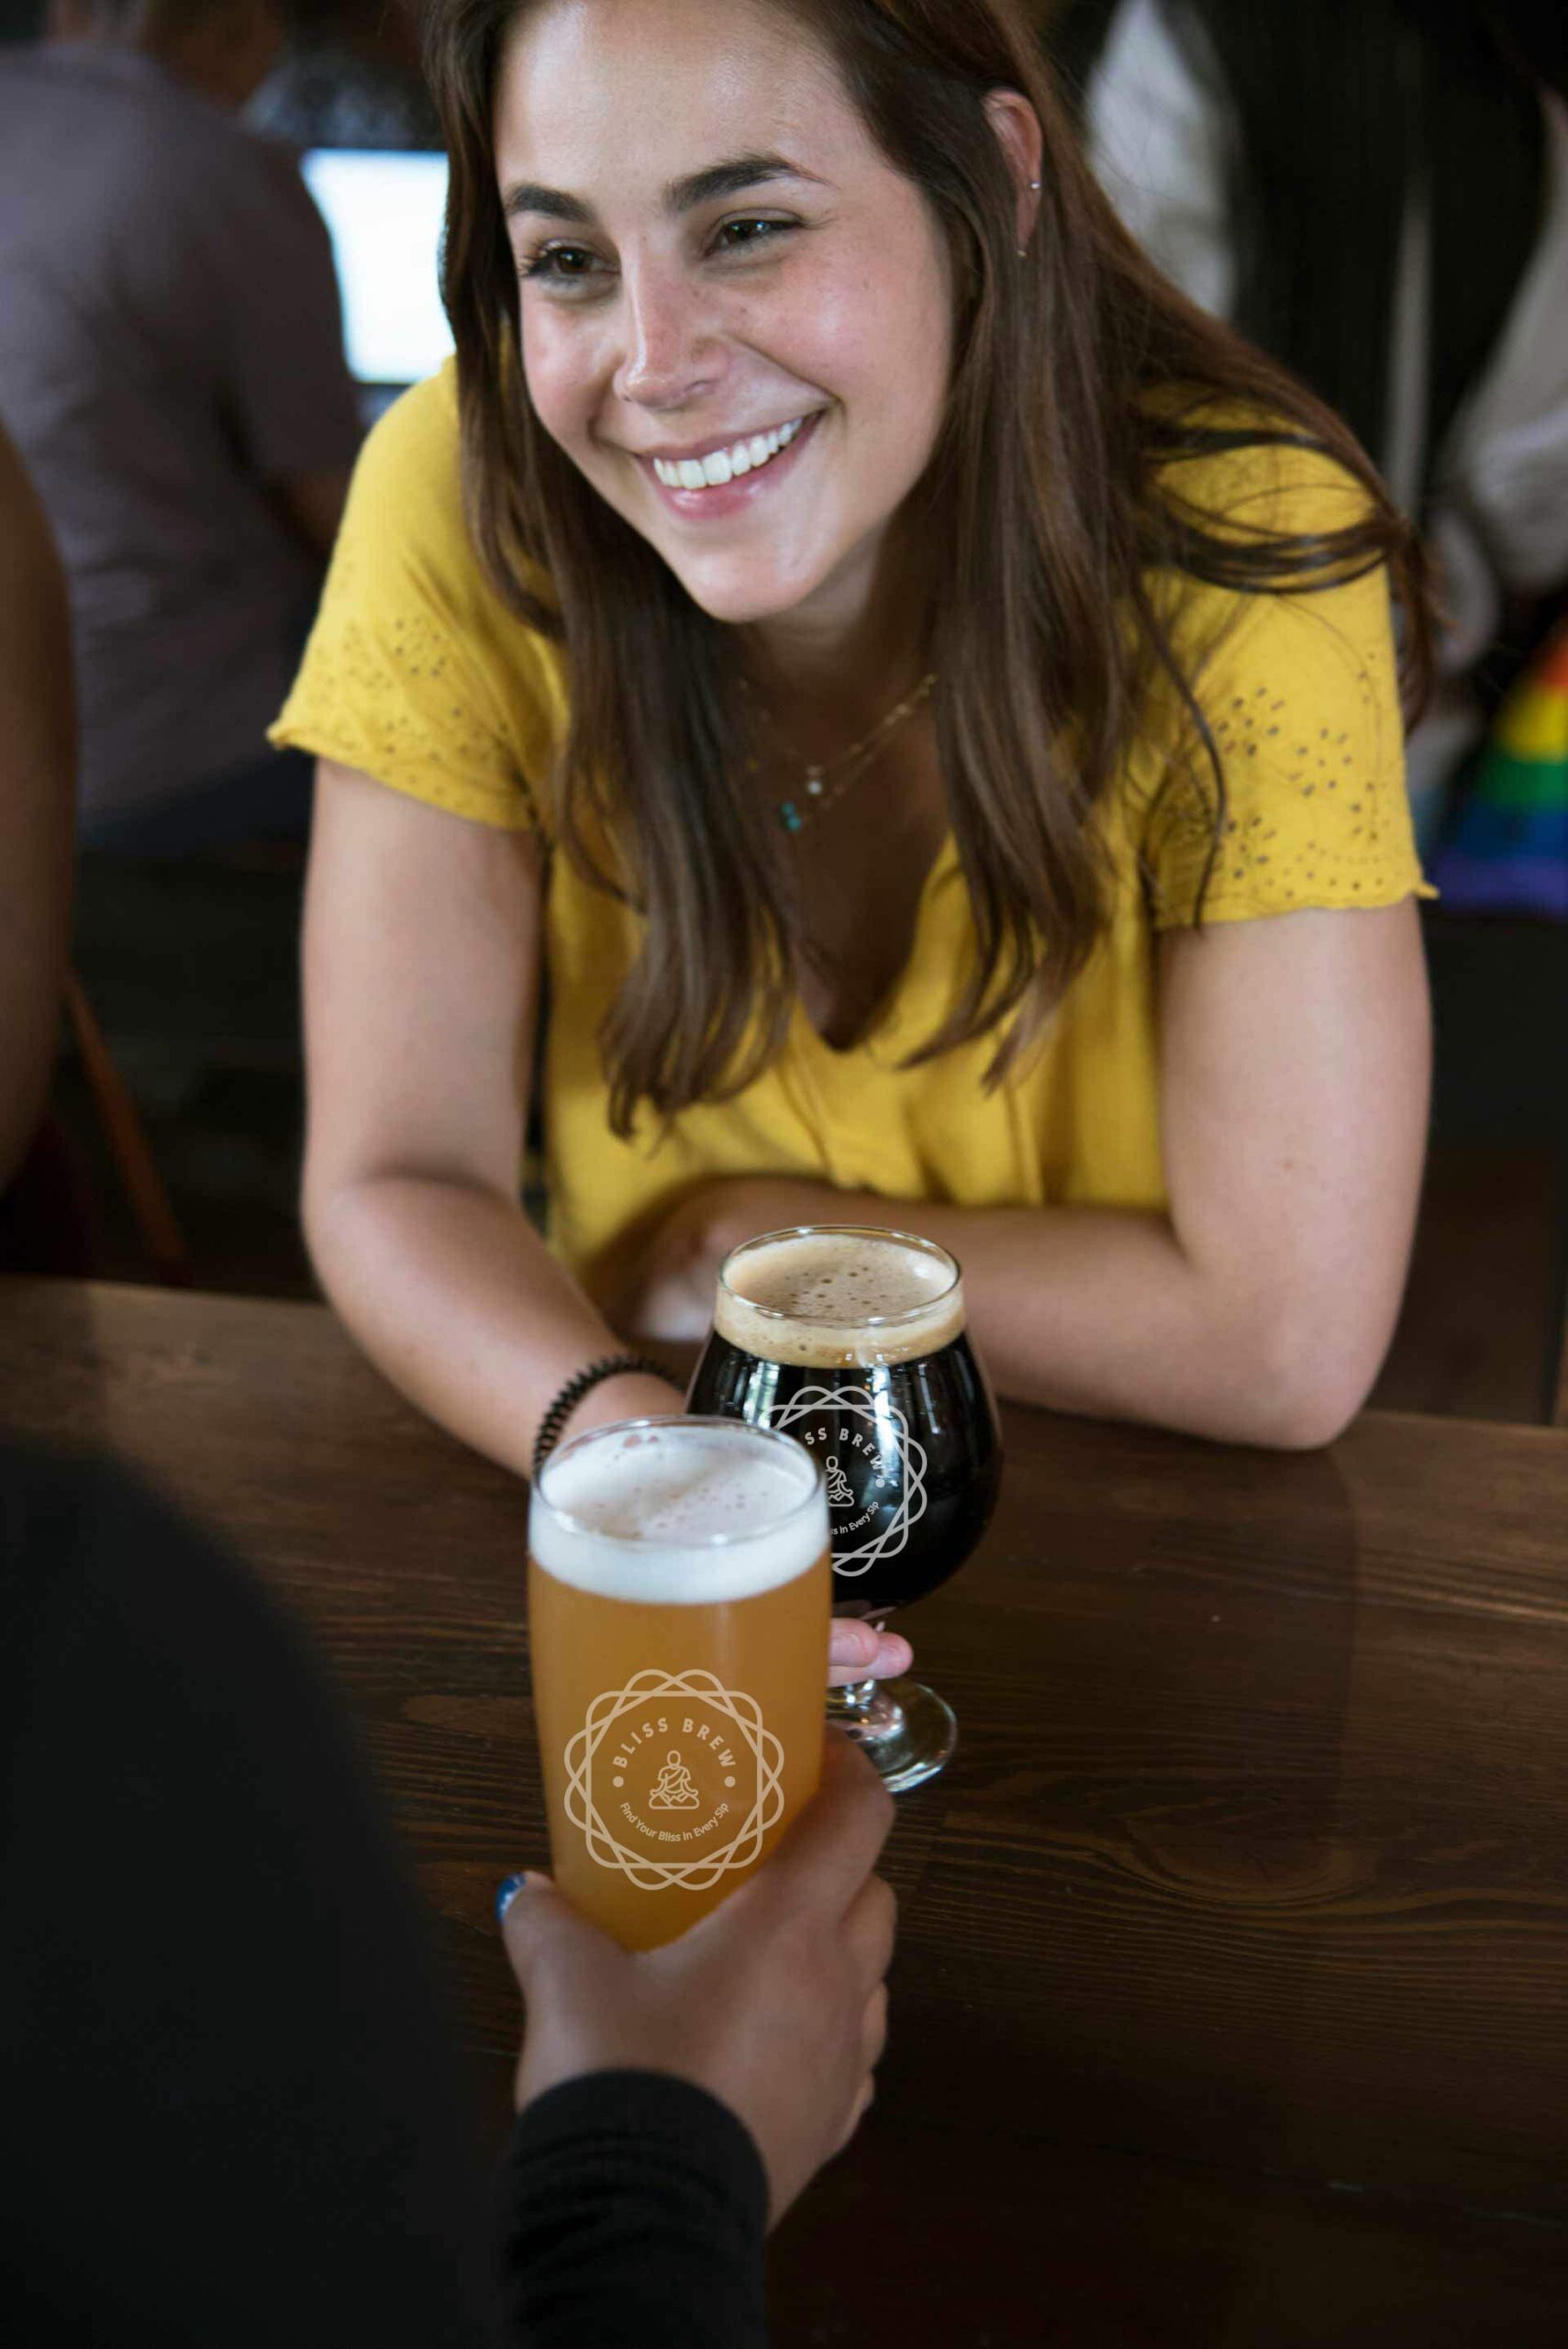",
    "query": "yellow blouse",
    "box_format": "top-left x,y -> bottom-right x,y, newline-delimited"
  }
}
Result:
272,361 -> 1430,1308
